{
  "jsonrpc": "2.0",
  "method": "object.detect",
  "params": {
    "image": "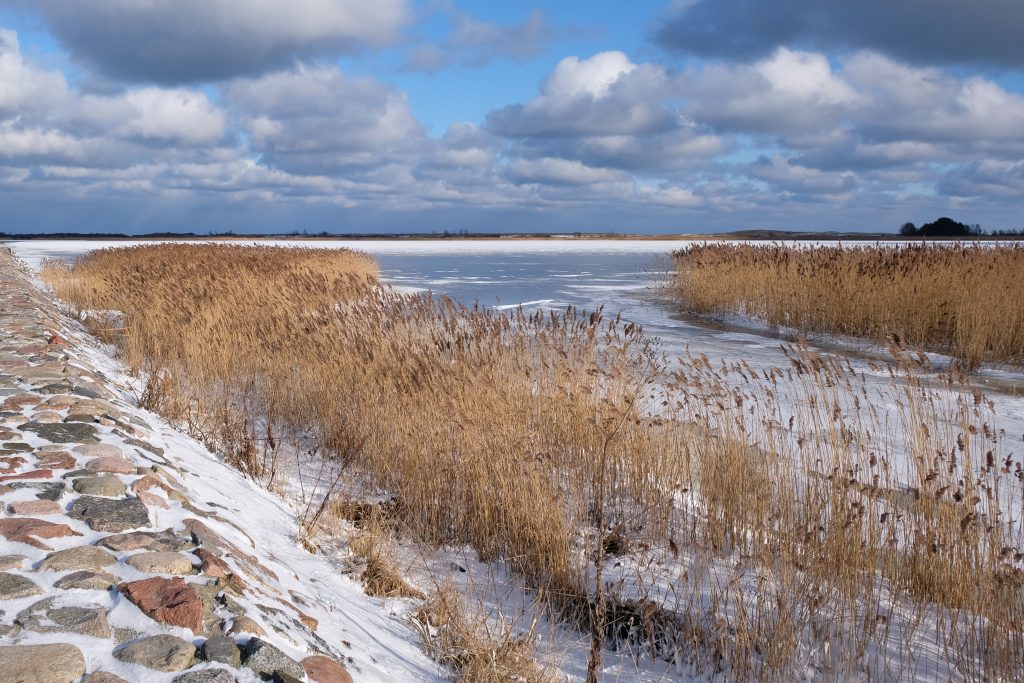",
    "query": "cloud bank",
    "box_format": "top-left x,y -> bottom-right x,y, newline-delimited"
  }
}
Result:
18,0 -> 410,83
654,0 -> 1024,69
1,0 -> 1023,233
